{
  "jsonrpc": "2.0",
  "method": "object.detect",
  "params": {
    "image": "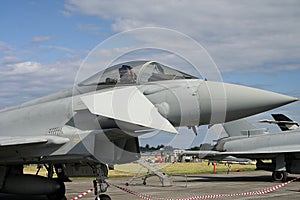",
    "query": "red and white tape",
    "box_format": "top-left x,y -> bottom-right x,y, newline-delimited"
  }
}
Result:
71,177 -> 299,200
111,184 -> 153,200
71,188 -> 93,200
110,176 -> 300,200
